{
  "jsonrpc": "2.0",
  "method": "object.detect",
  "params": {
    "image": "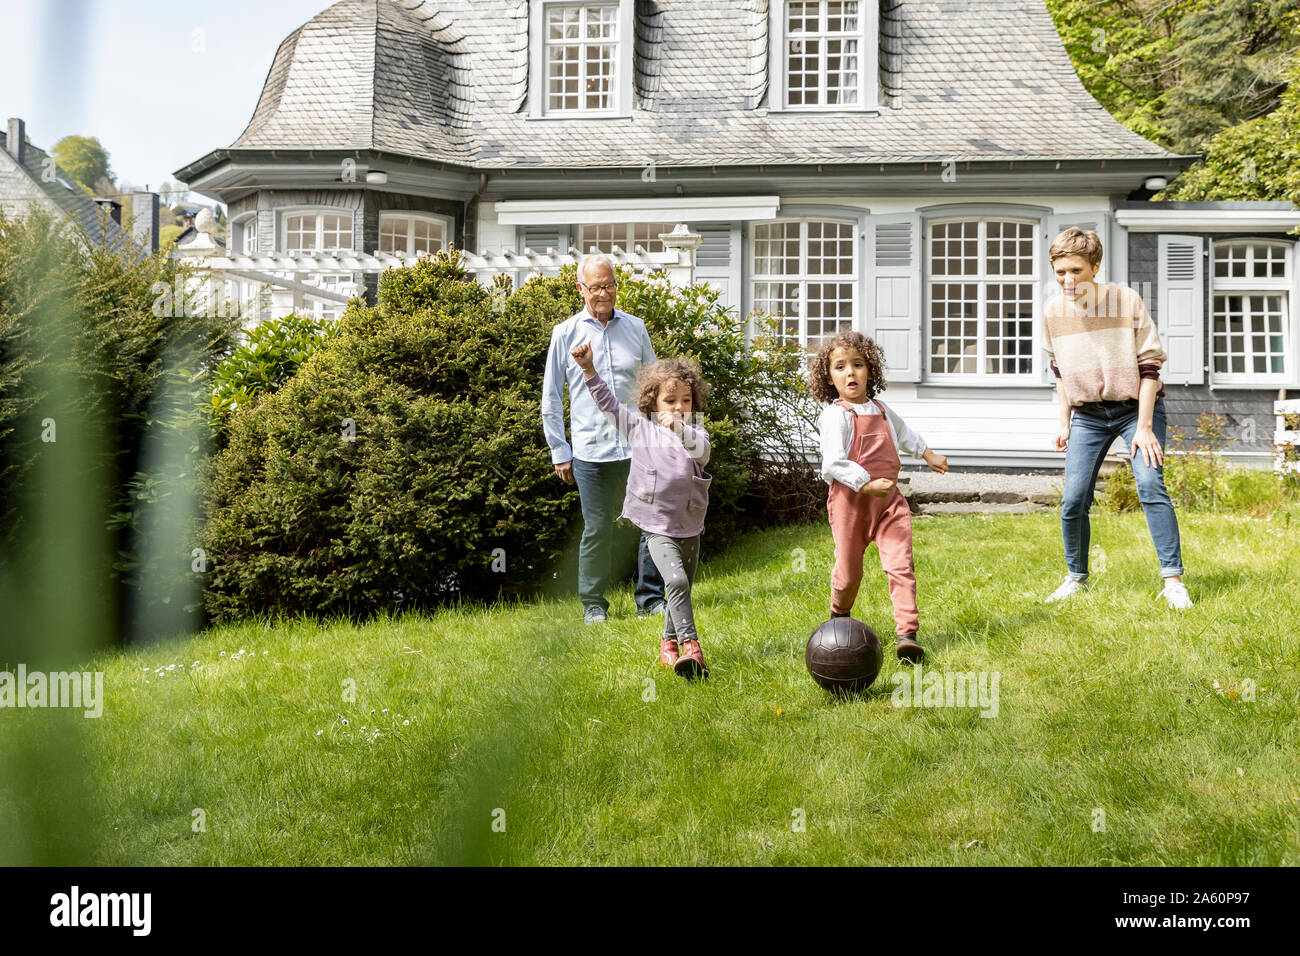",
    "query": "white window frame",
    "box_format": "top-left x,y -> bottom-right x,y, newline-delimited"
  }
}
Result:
578,221 -> 677,255
280,209 -> 356,255
528,0 -> 634,118
378,212 -> 452,257
1209,239 -> 1294,386
925,217 -> 1041,383
749,217 -> 859,354
234,215 -> 258,256
768,0 -> 878,112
